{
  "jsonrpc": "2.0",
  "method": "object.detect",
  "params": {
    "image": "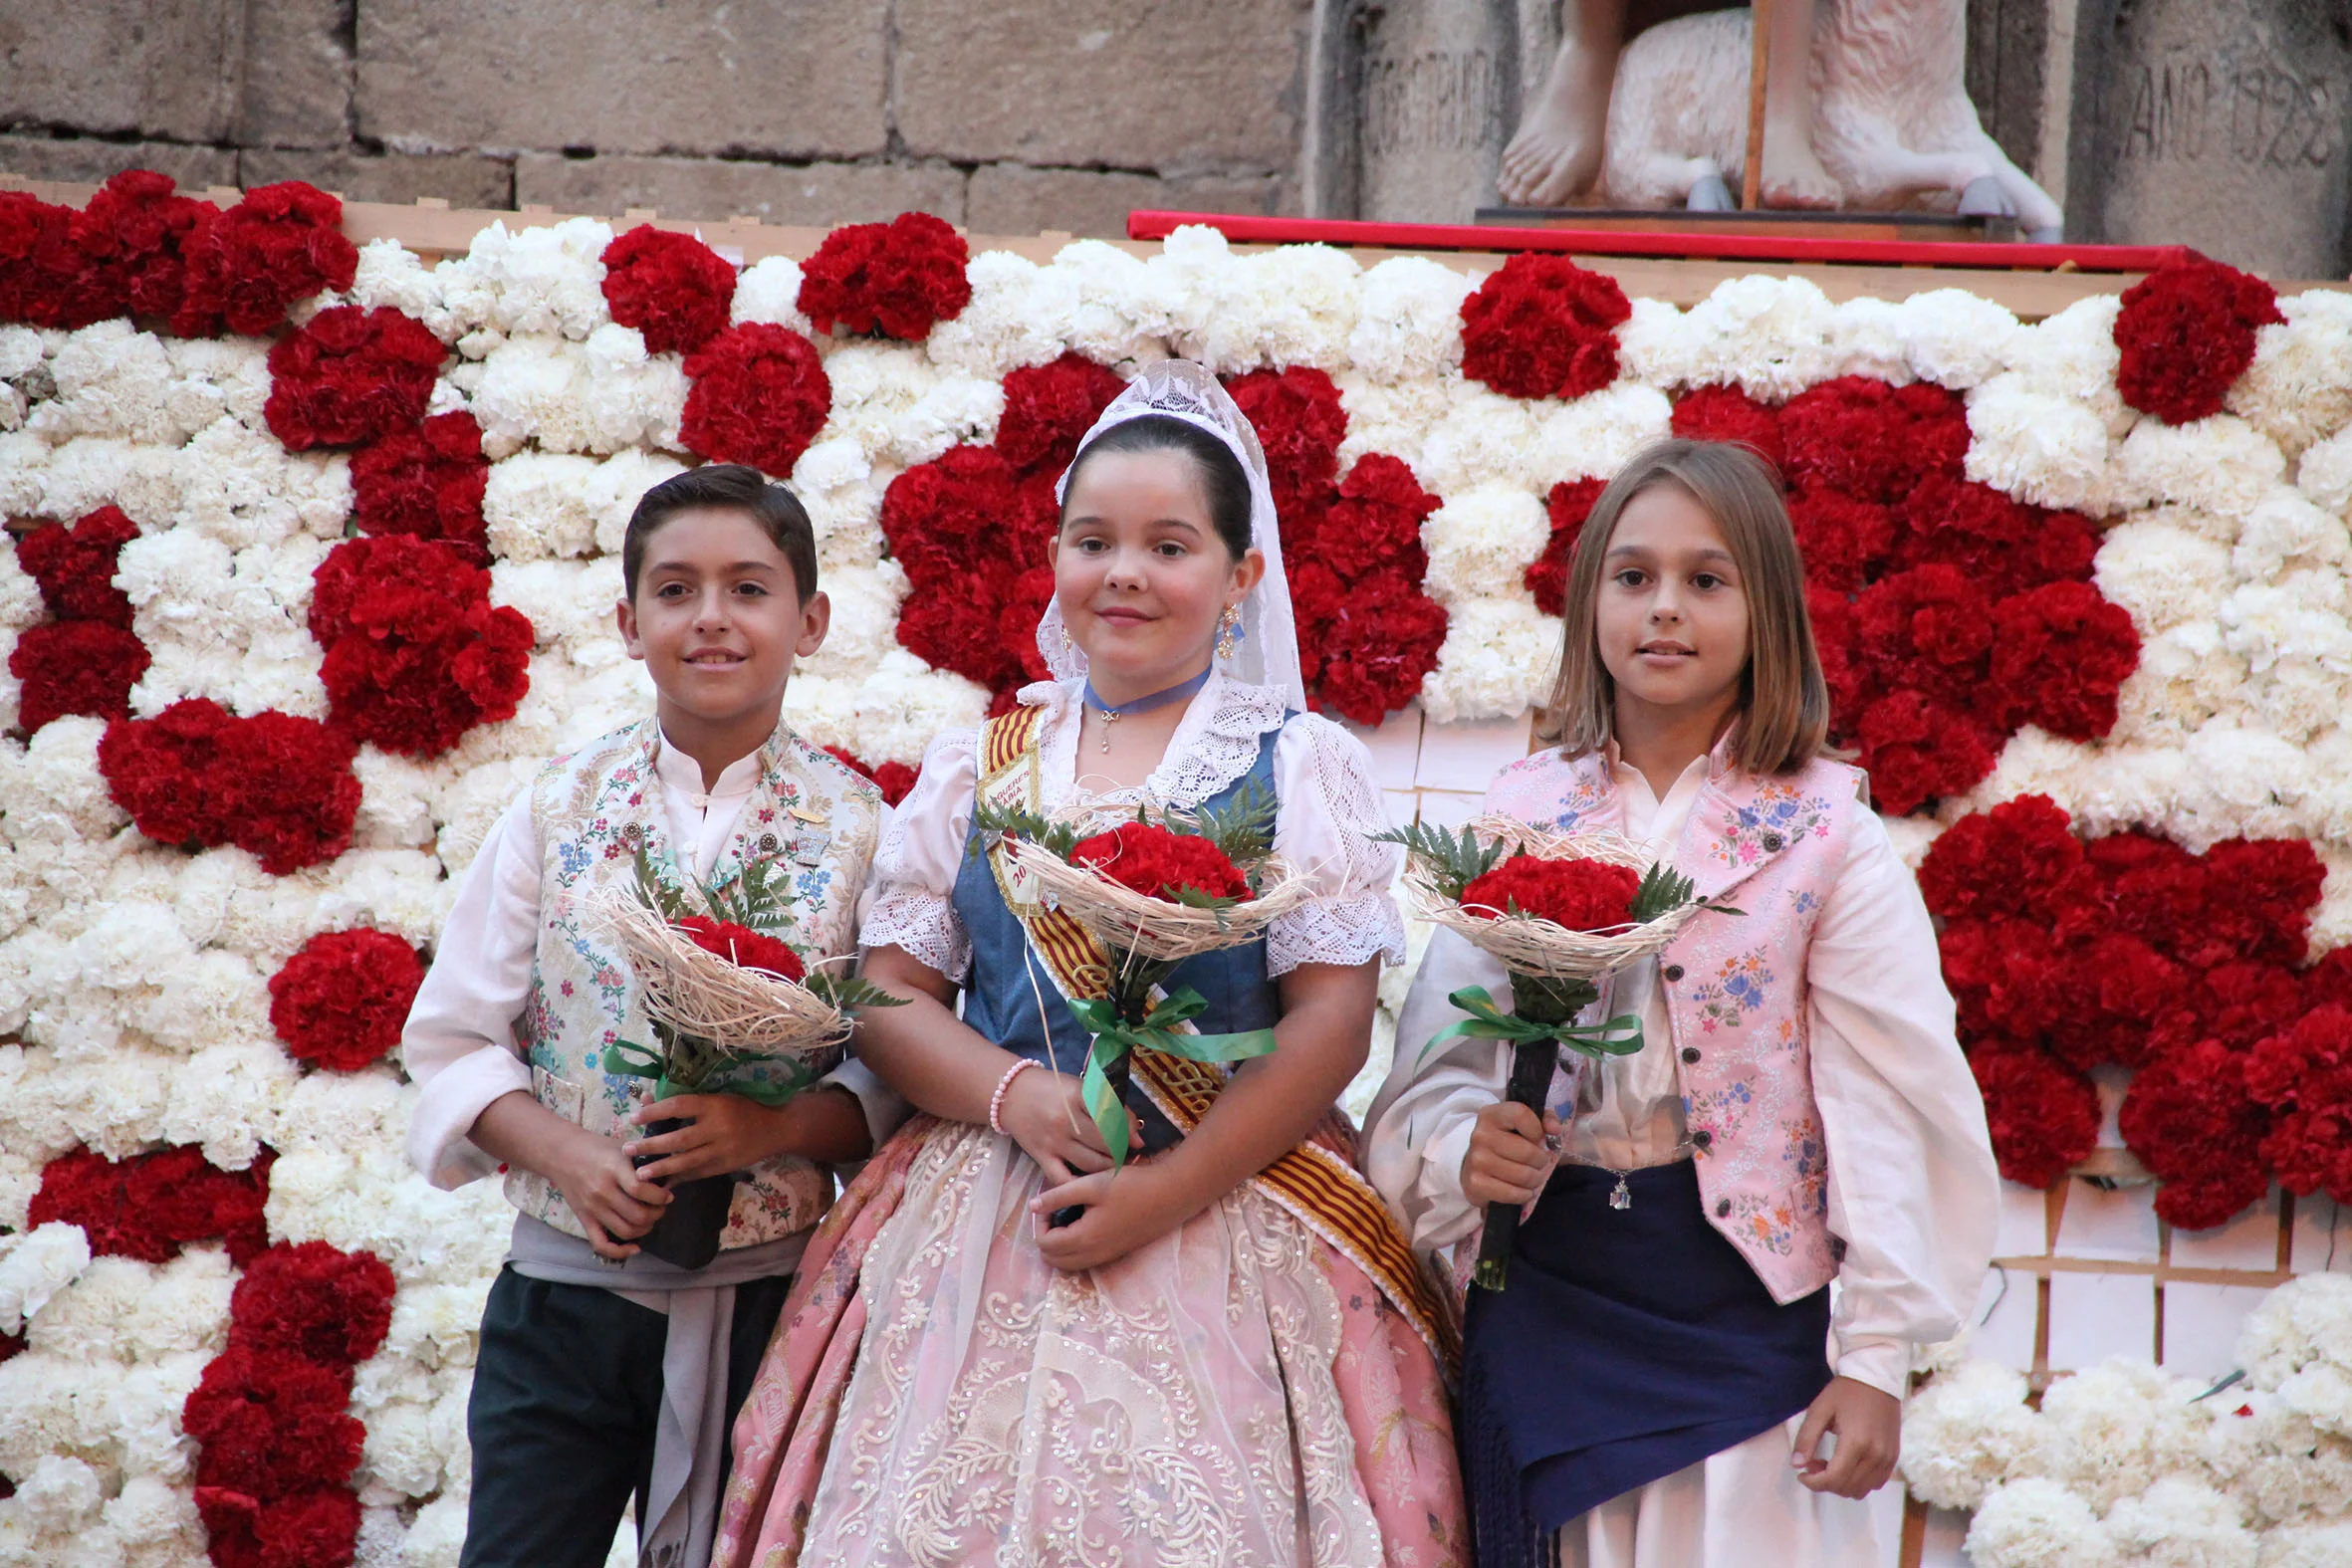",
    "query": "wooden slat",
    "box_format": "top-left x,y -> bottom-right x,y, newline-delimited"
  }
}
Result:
1744,0 -> 1773,213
